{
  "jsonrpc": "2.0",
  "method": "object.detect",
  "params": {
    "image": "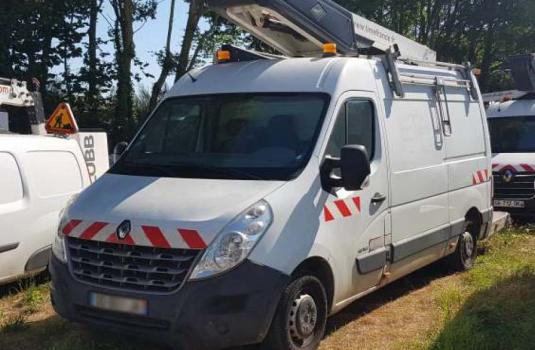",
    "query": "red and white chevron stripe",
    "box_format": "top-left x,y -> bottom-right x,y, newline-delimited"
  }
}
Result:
61,220 -> 207,250
492,163 -> 535,173
323,196 -> 361,222
472,169 -> 490,185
